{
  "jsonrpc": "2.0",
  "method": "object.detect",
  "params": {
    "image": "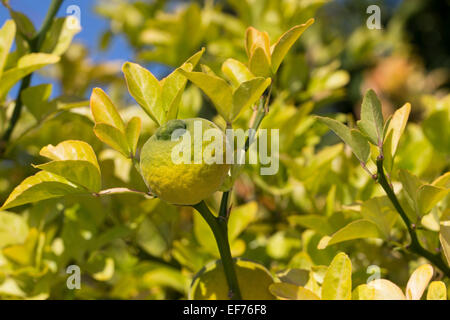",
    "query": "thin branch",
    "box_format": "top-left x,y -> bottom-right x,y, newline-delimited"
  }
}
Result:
0,0 -> 64,154
95,187 -> 154,199
376,155 -> 450,277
